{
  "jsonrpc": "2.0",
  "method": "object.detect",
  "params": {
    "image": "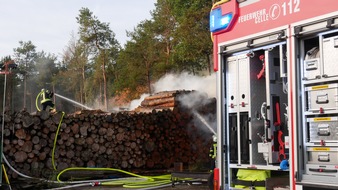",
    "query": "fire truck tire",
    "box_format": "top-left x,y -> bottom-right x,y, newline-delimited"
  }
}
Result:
208,171 -> 214,190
